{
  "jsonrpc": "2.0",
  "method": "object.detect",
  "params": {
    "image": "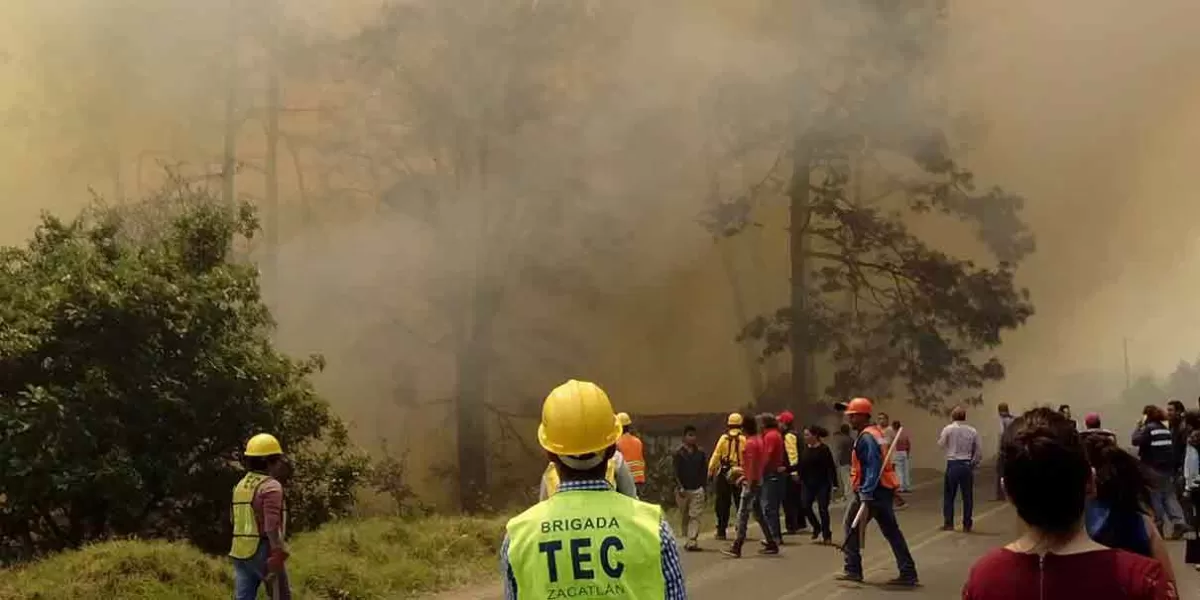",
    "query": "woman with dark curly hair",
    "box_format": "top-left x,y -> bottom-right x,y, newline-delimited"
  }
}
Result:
1082,433 -> 1177,584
